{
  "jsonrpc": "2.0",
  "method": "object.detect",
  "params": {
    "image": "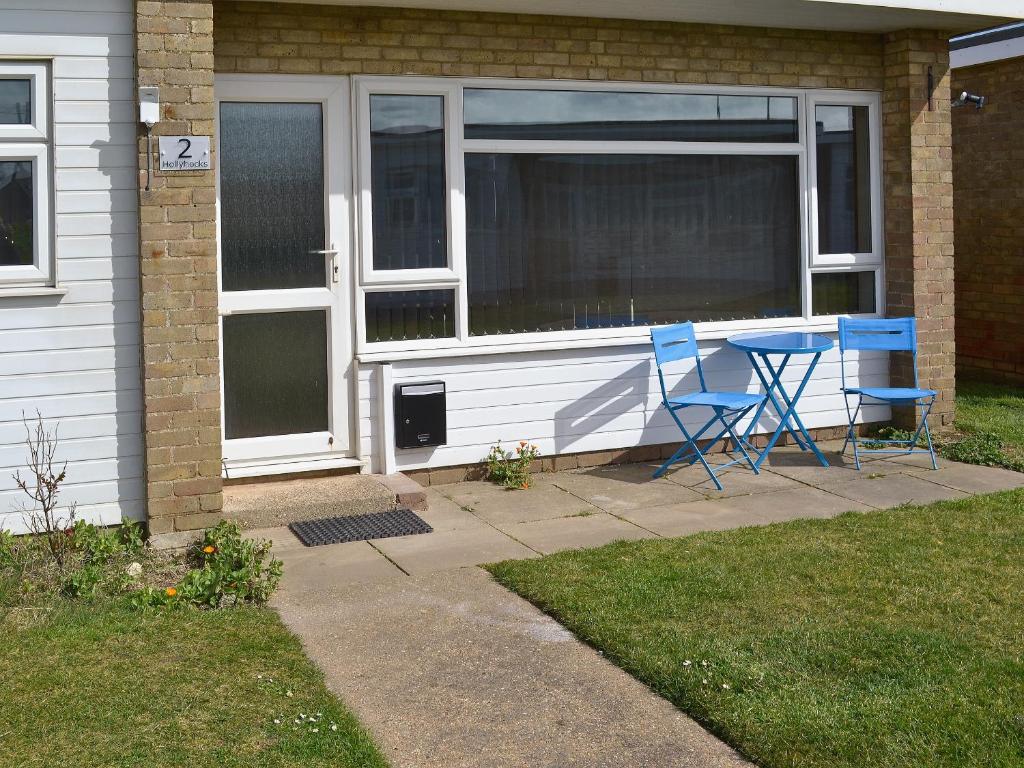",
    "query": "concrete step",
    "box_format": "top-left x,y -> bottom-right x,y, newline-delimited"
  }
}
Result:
224,472 -> 426,529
